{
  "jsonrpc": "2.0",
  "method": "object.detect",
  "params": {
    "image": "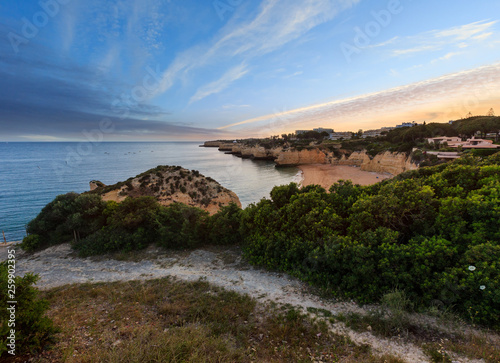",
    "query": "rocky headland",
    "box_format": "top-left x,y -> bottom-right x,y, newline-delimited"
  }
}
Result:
203,141 -> 419,176
88,165 -> 241,214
